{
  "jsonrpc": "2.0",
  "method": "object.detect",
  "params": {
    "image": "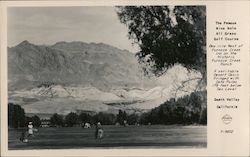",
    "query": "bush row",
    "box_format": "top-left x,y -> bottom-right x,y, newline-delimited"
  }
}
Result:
8,91 -> 206,128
